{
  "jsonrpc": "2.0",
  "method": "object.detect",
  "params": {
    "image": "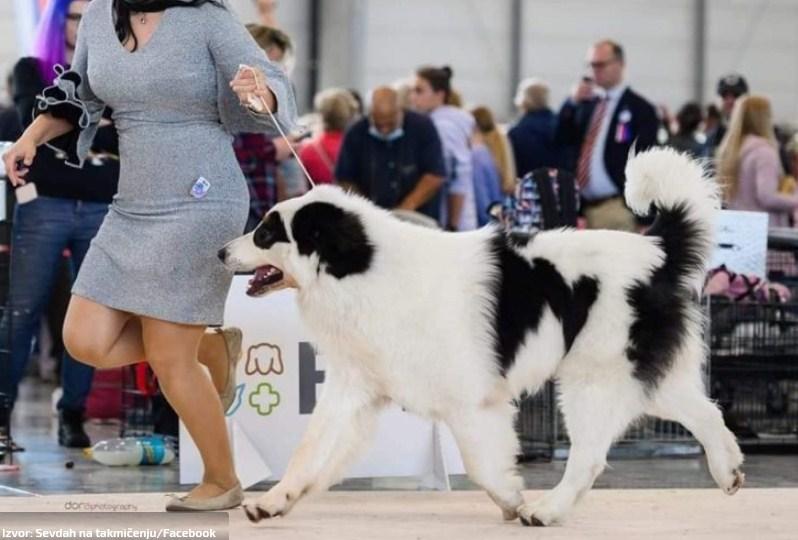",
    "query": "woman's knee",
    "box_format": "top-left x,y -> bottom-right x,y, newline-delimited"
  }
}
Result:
63,311 -> 122,368
63,318 -> 106,366
63,295 -> 132,367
